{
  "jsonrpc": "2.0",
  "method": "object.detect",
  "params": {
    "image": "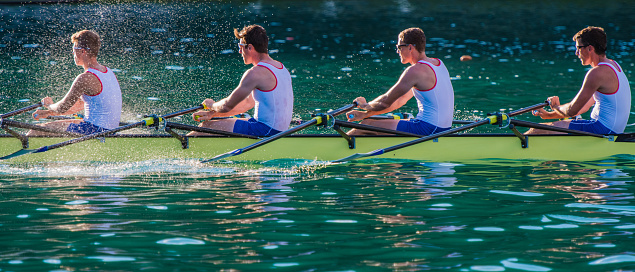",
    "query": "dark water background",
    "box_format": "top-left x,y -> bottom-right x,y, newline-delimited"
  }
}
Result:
1,1 -> 635,271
